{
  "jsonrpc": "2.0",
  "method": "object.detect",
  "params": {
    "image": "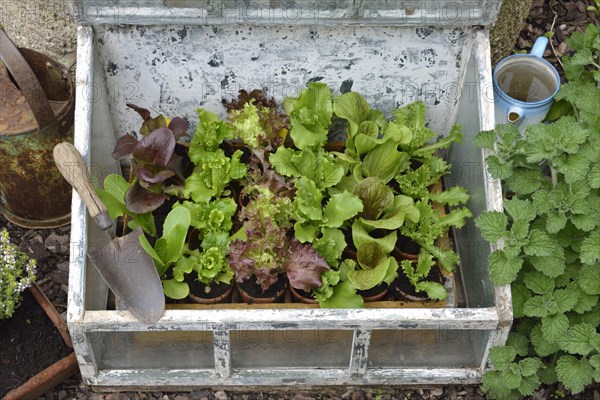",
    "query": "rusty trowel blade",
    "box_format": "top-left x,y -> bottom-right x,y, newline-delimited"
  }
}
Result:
88,227 -> 165,324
